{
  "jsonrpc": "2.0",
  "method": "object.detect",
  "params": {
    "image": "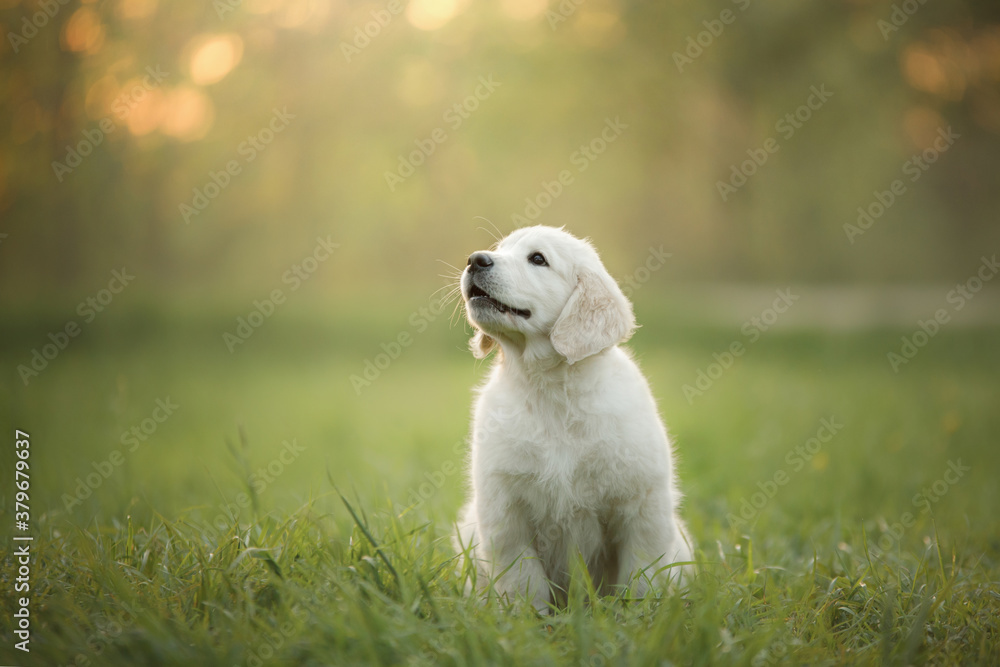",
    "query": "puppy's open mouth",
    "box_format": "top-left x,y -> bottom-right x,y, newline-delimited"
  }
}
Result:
468,285 -> 531,318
